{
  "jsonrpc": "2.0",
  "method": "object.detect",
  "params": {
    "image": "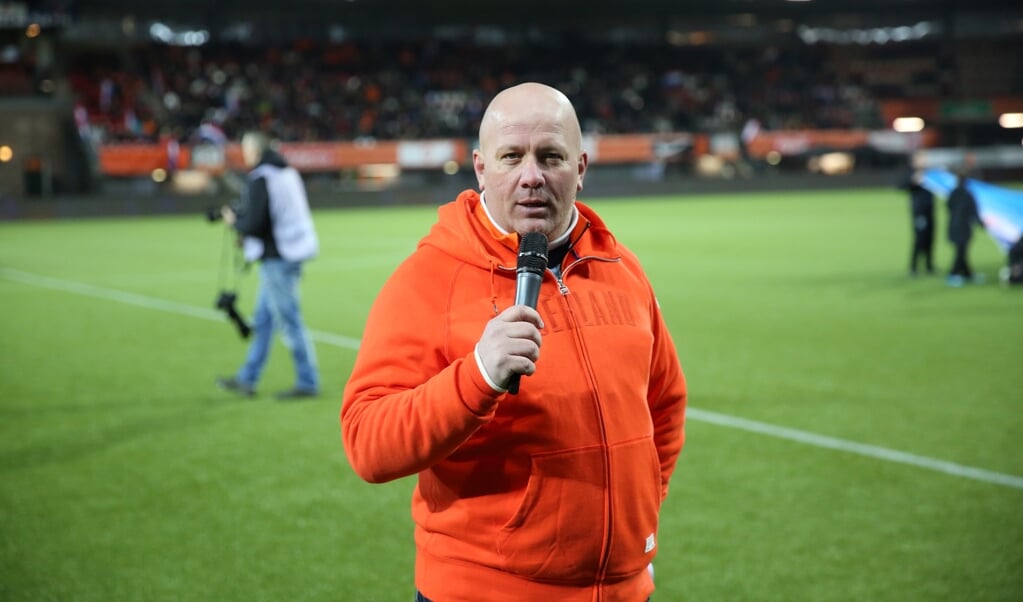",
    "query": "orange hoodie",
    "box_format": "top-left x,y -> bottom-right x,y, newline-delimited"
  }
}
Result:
342,190 -> 687,602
